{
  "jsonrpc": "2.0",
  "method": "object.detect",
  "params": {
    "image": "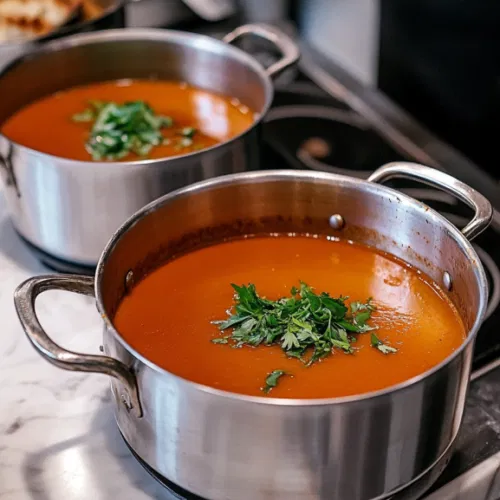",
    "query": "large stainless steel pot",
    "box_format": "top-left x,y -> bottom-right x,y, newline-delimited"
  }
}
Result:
0,25 -> 299,266
14,163 -> 492,500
